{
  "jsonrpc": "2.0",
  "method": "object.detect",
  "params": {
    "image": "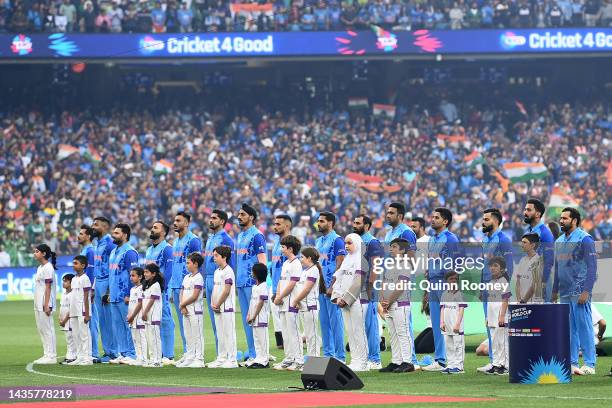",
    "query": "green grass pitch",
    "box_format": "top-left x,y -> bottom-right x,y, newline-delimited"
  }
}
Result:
1,301 -> 610,407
